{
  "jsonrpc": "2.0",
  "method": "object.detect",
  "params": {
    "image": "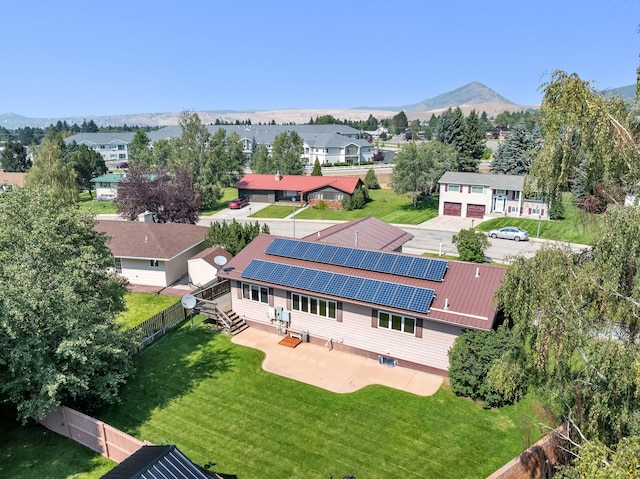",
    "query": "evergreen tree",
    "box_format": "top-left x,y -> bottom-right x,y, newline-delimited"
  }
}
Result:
311,159 -> 322,176
461,110 -> 485,172
363,168 -> 380,189
0,140 -> 31,172
490,122 -> 542,175
433,107 -> 466,171
129,130 -> 154,167
271,131 -> 304,175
